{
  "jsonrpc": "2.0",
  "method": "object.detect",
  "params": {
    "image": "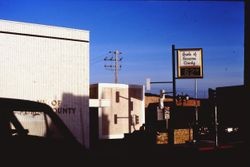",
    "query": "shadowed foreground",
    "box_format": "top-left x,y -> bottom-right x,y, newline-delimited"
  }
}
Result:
89,141 -> 249,167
